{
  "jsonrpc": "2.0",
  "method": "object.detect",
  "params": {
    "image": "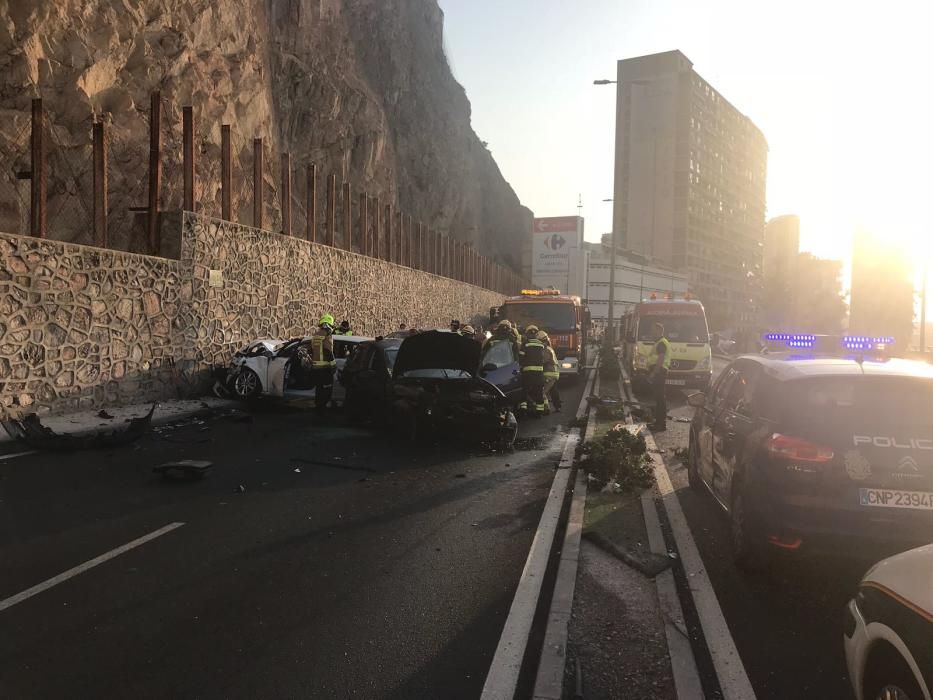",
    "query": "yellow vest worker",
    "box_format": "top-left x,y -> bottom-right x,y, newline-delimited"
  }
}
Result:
311,314 -> 337,410
649,323 -> 670,431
